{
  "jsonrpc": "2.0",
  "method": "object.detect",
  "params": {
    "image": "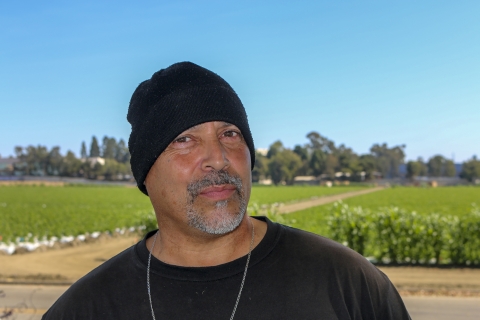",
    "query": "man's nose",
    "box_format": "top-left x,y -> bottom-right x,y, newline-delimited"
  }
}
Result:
202,138 -> 230,172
